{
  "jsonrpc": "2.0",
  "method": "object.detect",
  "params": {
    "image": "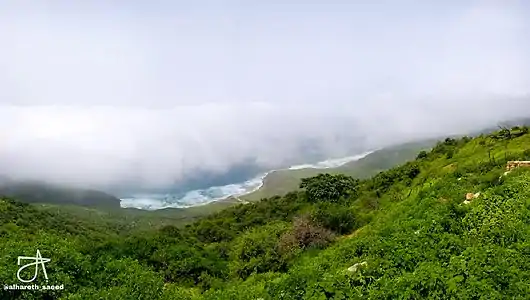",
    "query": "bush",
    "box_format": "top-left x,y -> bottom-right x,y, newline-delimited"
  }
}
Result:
300,174 -> 359,203
523,149 -> 530,160
461,136 -> 472,143
278,215 -> 335,254
446,149 -> 455,159
416,151 -> 428,160
358,194 -> 380,211
370,162 -> 421,193
478,170 -> 504,188
228,222 -> 289,279
311,203 -> 358,235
